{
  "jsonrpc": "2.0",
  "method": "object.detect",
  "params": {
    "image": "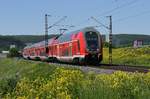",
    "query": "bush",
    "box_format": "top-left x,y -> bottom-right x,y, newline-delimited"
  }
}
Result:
103,41 -> 109,48
0,77 -> 18,97
7,48 -> 20,58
